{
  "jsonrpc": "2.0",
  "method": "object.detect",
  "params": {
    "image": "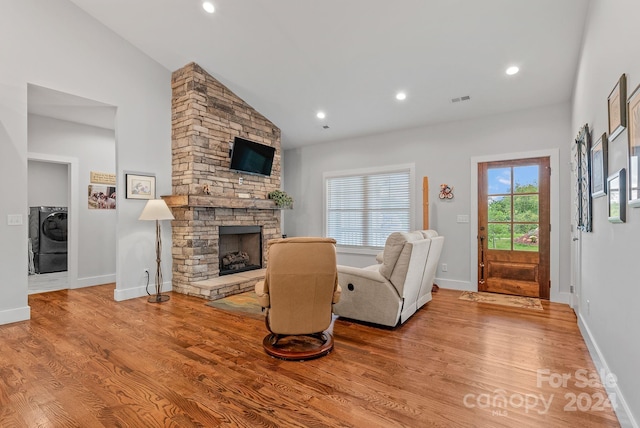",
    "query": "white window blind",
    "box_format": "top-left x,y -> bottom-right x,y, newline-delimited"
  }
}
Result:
326,167 -> 412,248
